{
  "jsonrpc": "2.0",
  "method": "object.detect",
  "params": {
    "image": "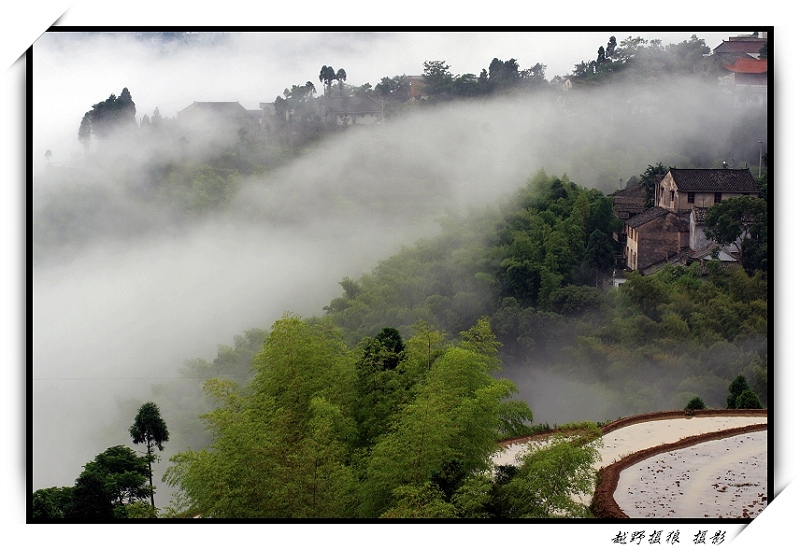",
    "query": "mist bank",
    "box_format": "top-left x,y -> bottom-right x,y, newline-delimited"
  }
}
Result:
33,75 -> 766,494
